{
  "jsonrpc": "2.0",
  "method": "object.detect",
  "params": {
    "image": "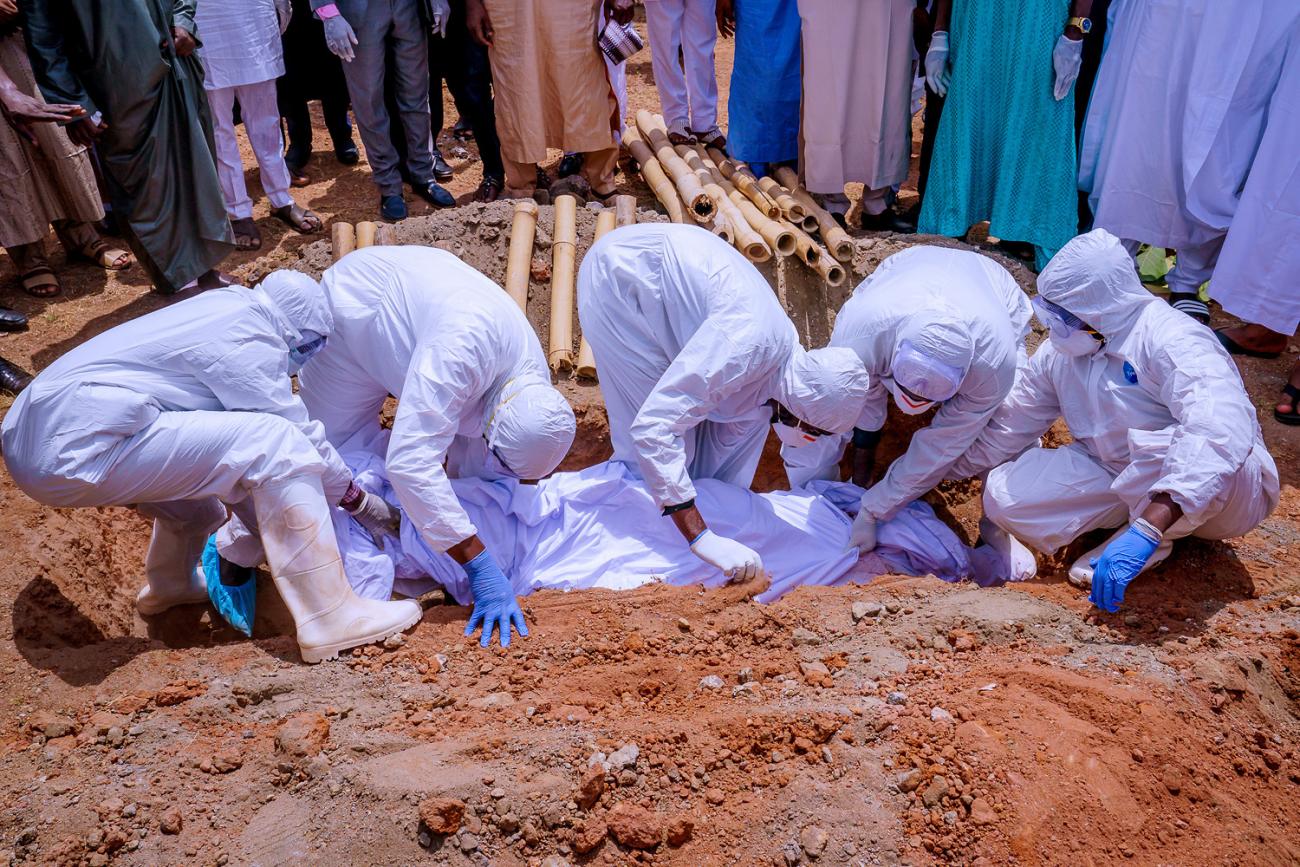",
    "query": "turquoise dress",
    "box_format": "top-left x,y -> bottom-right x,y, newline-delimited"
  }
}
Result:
917,0 -> 1078,269
726,0 -> 802,166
